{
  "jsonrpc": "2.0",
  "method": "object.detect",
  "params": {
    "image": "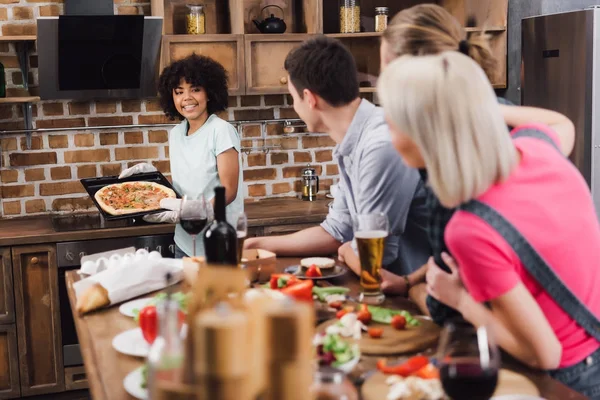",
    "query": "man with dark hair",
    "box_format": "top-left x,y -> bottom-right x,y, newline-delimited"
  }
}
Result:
245,36 -> 431,292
